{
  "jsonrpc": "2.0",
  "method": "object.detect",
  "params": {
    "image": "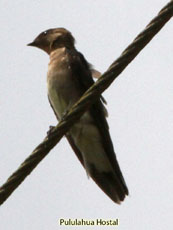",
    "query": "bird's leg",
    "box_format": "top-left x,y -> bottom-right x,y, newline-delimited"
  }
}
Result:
61,101 -> 74,121
47,125 -> 56,135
